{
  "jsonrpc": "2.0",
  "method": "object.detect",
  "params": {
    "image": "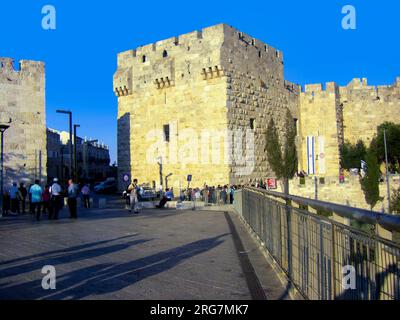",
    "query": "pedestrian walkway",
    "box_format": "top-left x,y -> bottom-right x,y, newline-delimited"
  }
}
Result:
0,203 -> 291,300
